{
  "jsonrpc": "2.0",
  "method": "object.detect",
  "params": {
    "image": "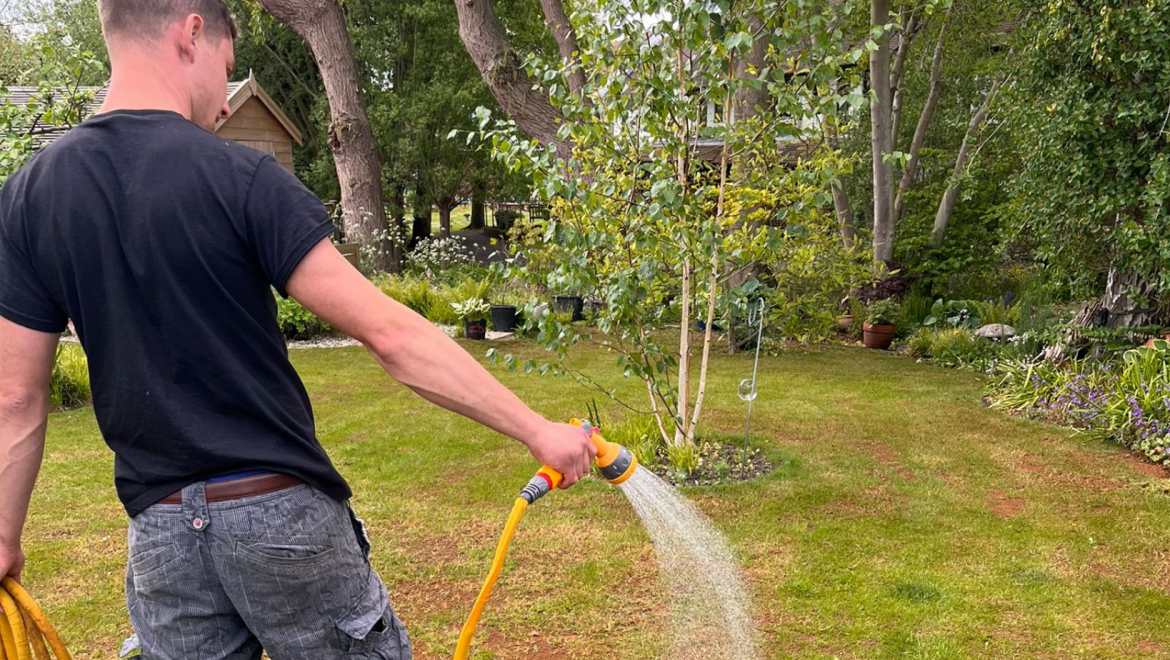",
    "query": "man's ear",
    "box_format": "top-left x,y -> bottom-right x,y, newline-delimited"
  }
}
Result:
177,14 -> 205,63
